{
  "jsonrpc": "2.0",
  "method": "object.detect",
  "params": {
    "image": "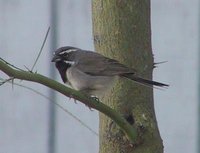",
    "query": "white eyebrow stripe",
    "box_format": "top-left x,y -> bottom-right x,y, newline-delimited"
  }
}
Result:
64,60 -> 75,65
58,49 -> 78,55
